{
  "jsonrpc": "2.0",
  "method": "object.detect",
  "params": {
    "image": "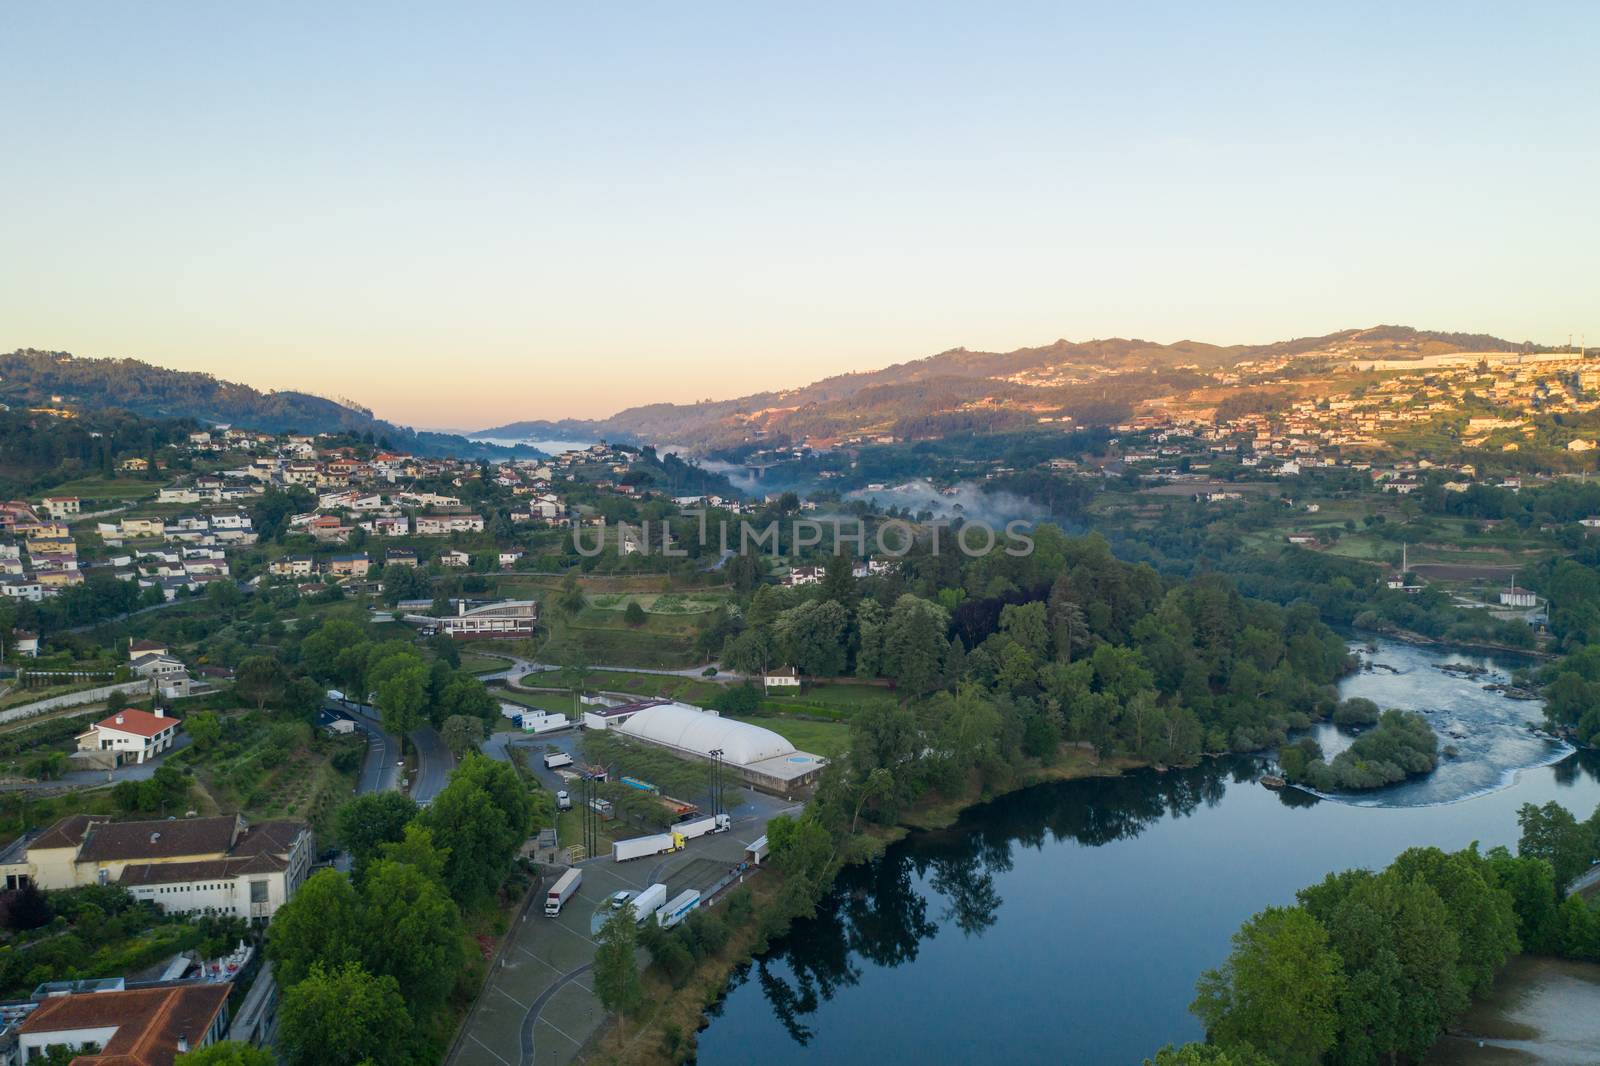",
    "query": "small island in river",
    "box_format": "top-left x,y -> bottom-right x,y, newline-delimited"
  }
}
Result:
1280,707 -> 1439,791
